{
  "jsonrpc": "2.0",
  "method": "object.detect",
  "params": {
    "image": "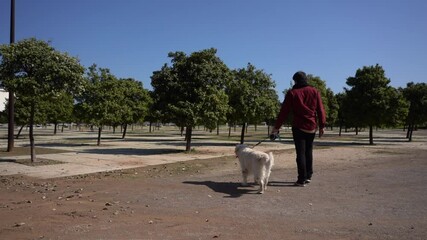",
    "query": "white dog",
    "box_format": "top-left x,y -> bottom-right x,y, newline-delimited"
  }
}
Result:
234,144 -> 274,194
